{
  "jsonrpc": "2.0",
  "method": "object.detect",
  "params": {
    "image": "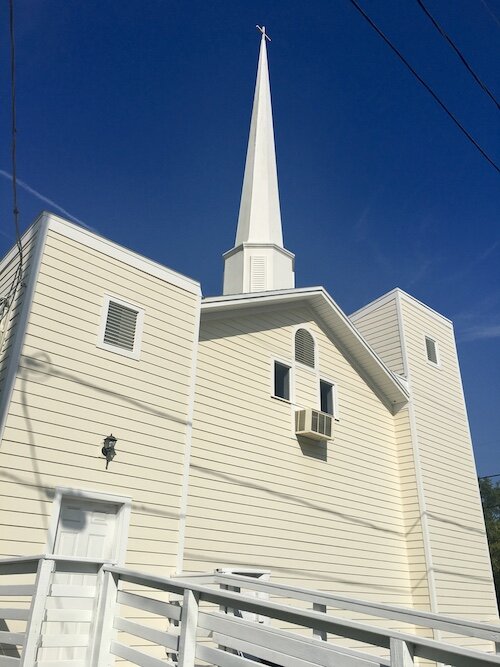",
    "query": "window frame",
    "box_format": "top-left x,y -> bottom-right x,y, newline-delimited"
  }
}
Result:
424,335 -> 440,368
271,358 -> 293,403
318,377 -> 339,420
97,294 -> 145,360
